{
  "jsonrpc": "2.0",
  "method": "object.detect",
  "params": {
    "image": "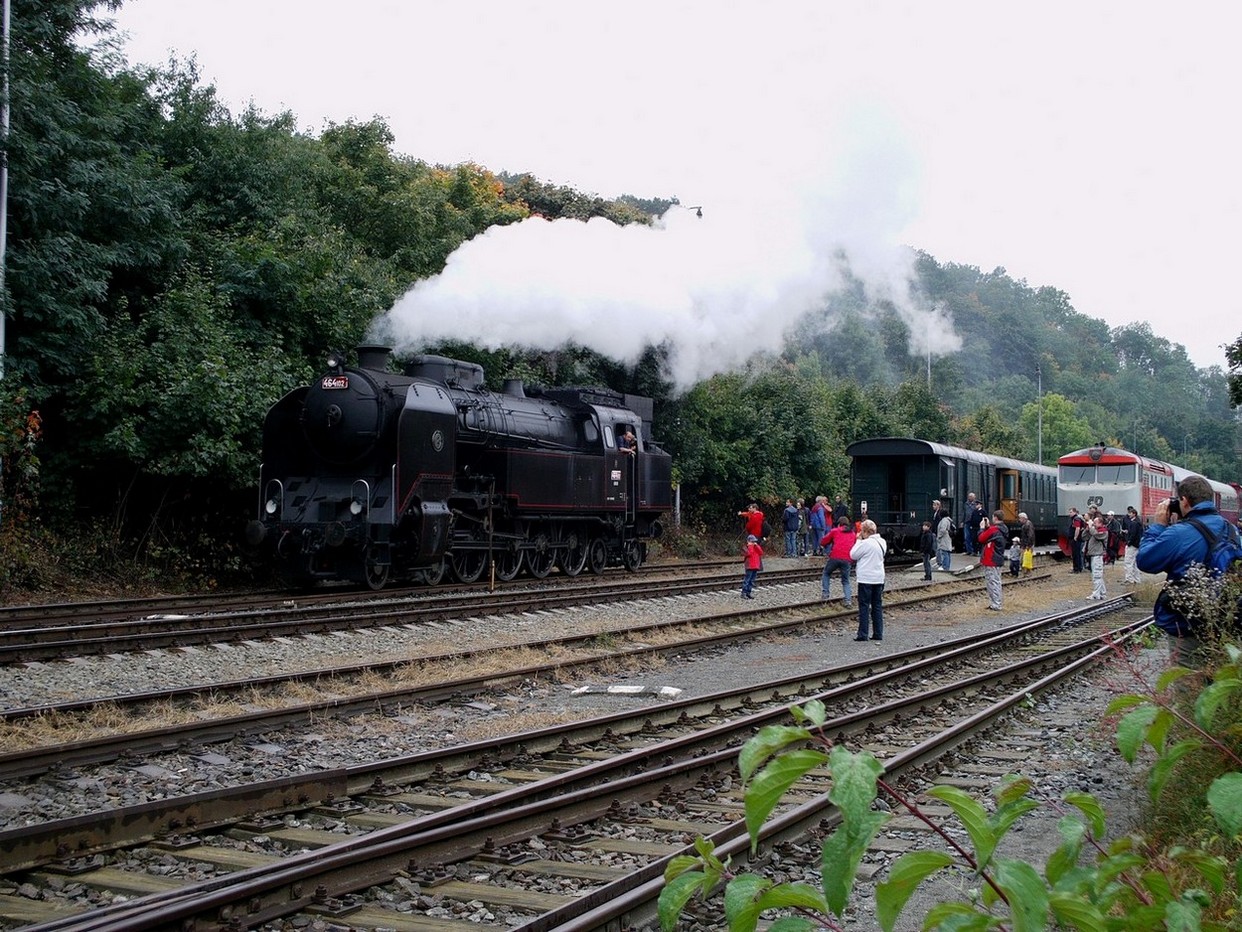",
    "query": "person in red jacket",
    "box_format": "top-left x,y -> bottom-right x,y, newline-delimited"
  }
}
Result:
741,534 -> 763,599
738,503 -> 765,541
819,517 -> 858,607
977,511 -> 1009,611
